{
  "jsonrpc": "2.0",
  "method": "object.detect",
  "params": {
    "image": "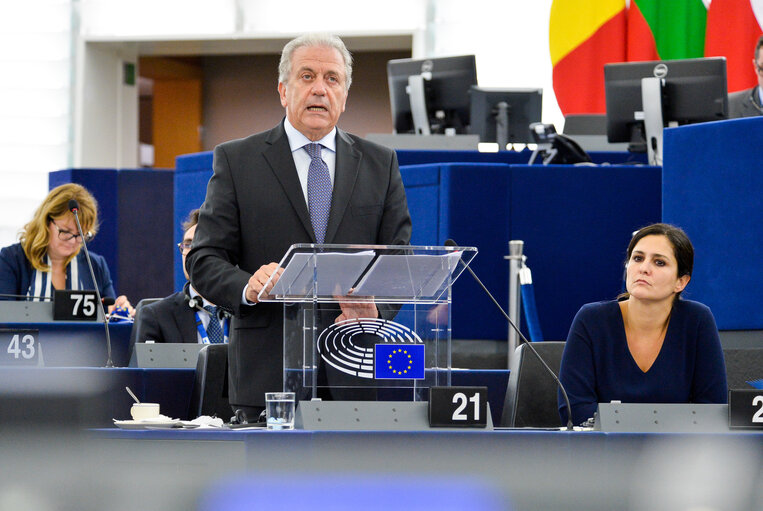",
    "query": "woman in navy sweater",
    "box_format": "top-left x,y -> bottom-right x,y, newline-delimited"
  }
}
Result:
558,223 -> 727,426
